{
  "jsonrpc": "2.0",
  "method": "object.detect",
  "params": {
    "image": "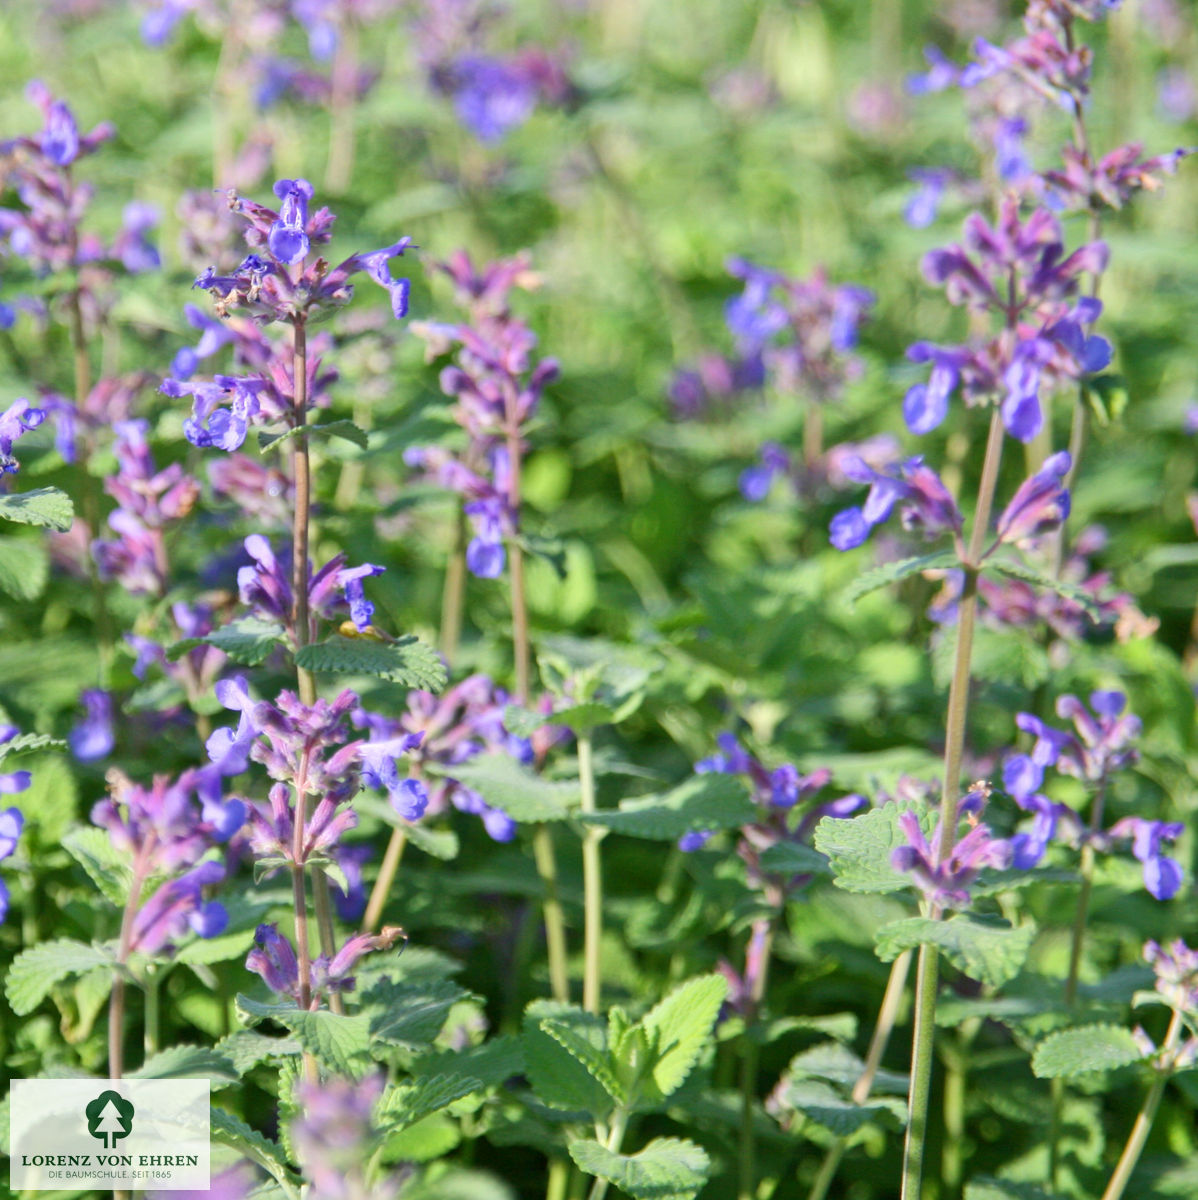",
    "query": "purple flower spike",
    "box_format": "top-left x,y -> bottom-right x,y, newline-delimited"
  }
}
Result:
1111,817 -> 1185,900
337,563 -> 385,631
995,451 -> 1072,544
269,179 -> 315,265
0,808 -> 24,859
829,506 -> 869,551
350,240 -> 414,319
1003,753 -> 1043,801
247,922 -> 300,997
70,690 -> 114,761
391,777 -> 429,821
42,100 -> 80,166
